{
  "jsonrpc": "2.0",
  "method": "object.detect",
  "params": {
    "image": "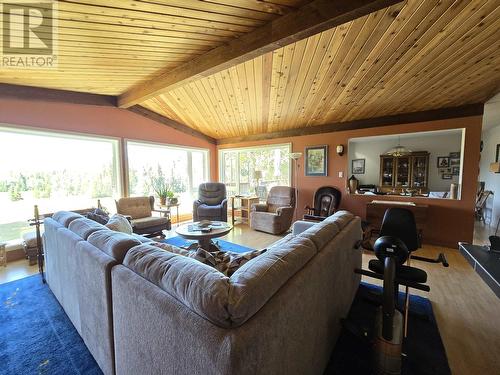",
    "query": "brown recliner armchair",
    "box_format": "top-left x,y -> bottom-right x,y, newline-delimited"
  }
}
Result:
116,196 -> 170,237
250,186 -> 296,235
